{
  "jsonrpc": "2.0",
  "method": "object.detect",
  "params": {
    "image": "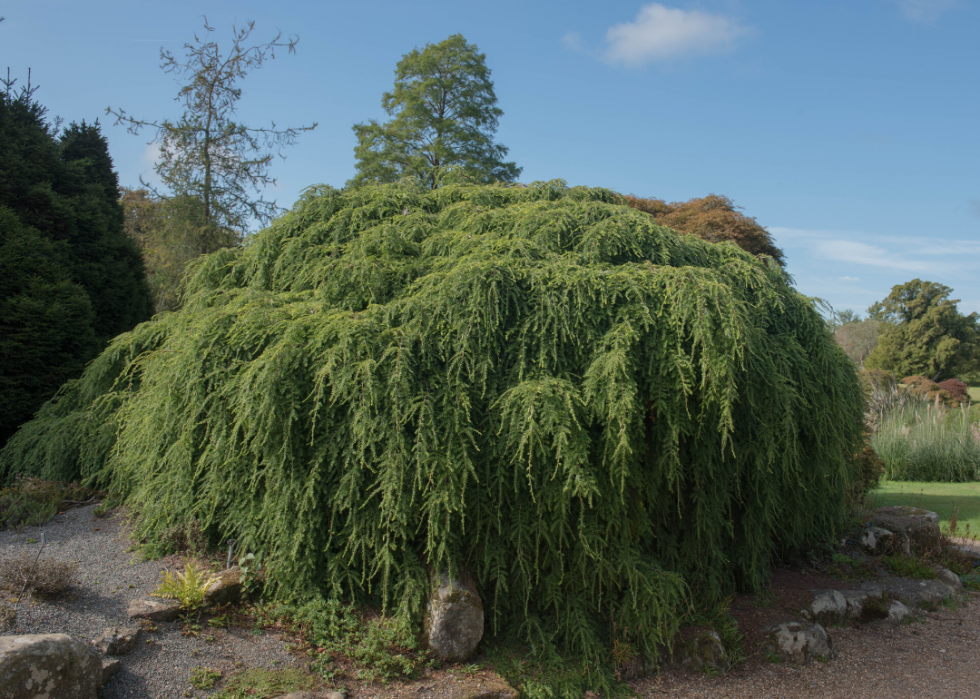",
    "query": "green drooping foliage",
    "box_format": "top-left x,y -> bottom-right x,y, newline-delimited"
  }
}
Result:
0,84 -> 152,446
0,181 -> 864,672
